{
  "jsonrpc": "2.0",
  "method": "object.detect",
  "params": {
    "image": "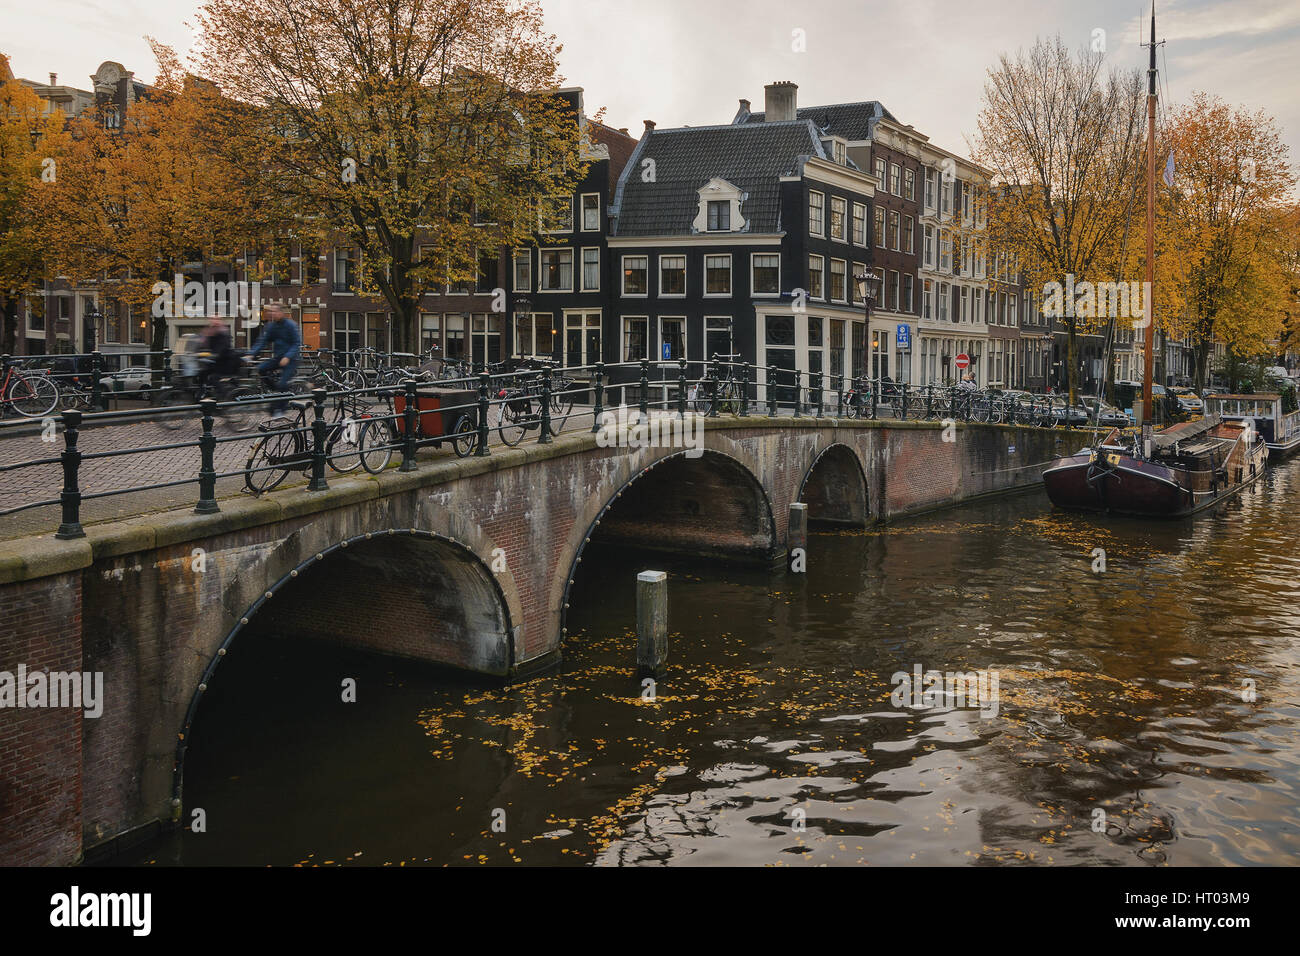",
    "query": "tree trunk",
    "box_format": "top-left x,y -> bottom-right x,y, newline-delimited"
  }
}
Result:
1066,324 -> 1078,408
1,296 -> 17,355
